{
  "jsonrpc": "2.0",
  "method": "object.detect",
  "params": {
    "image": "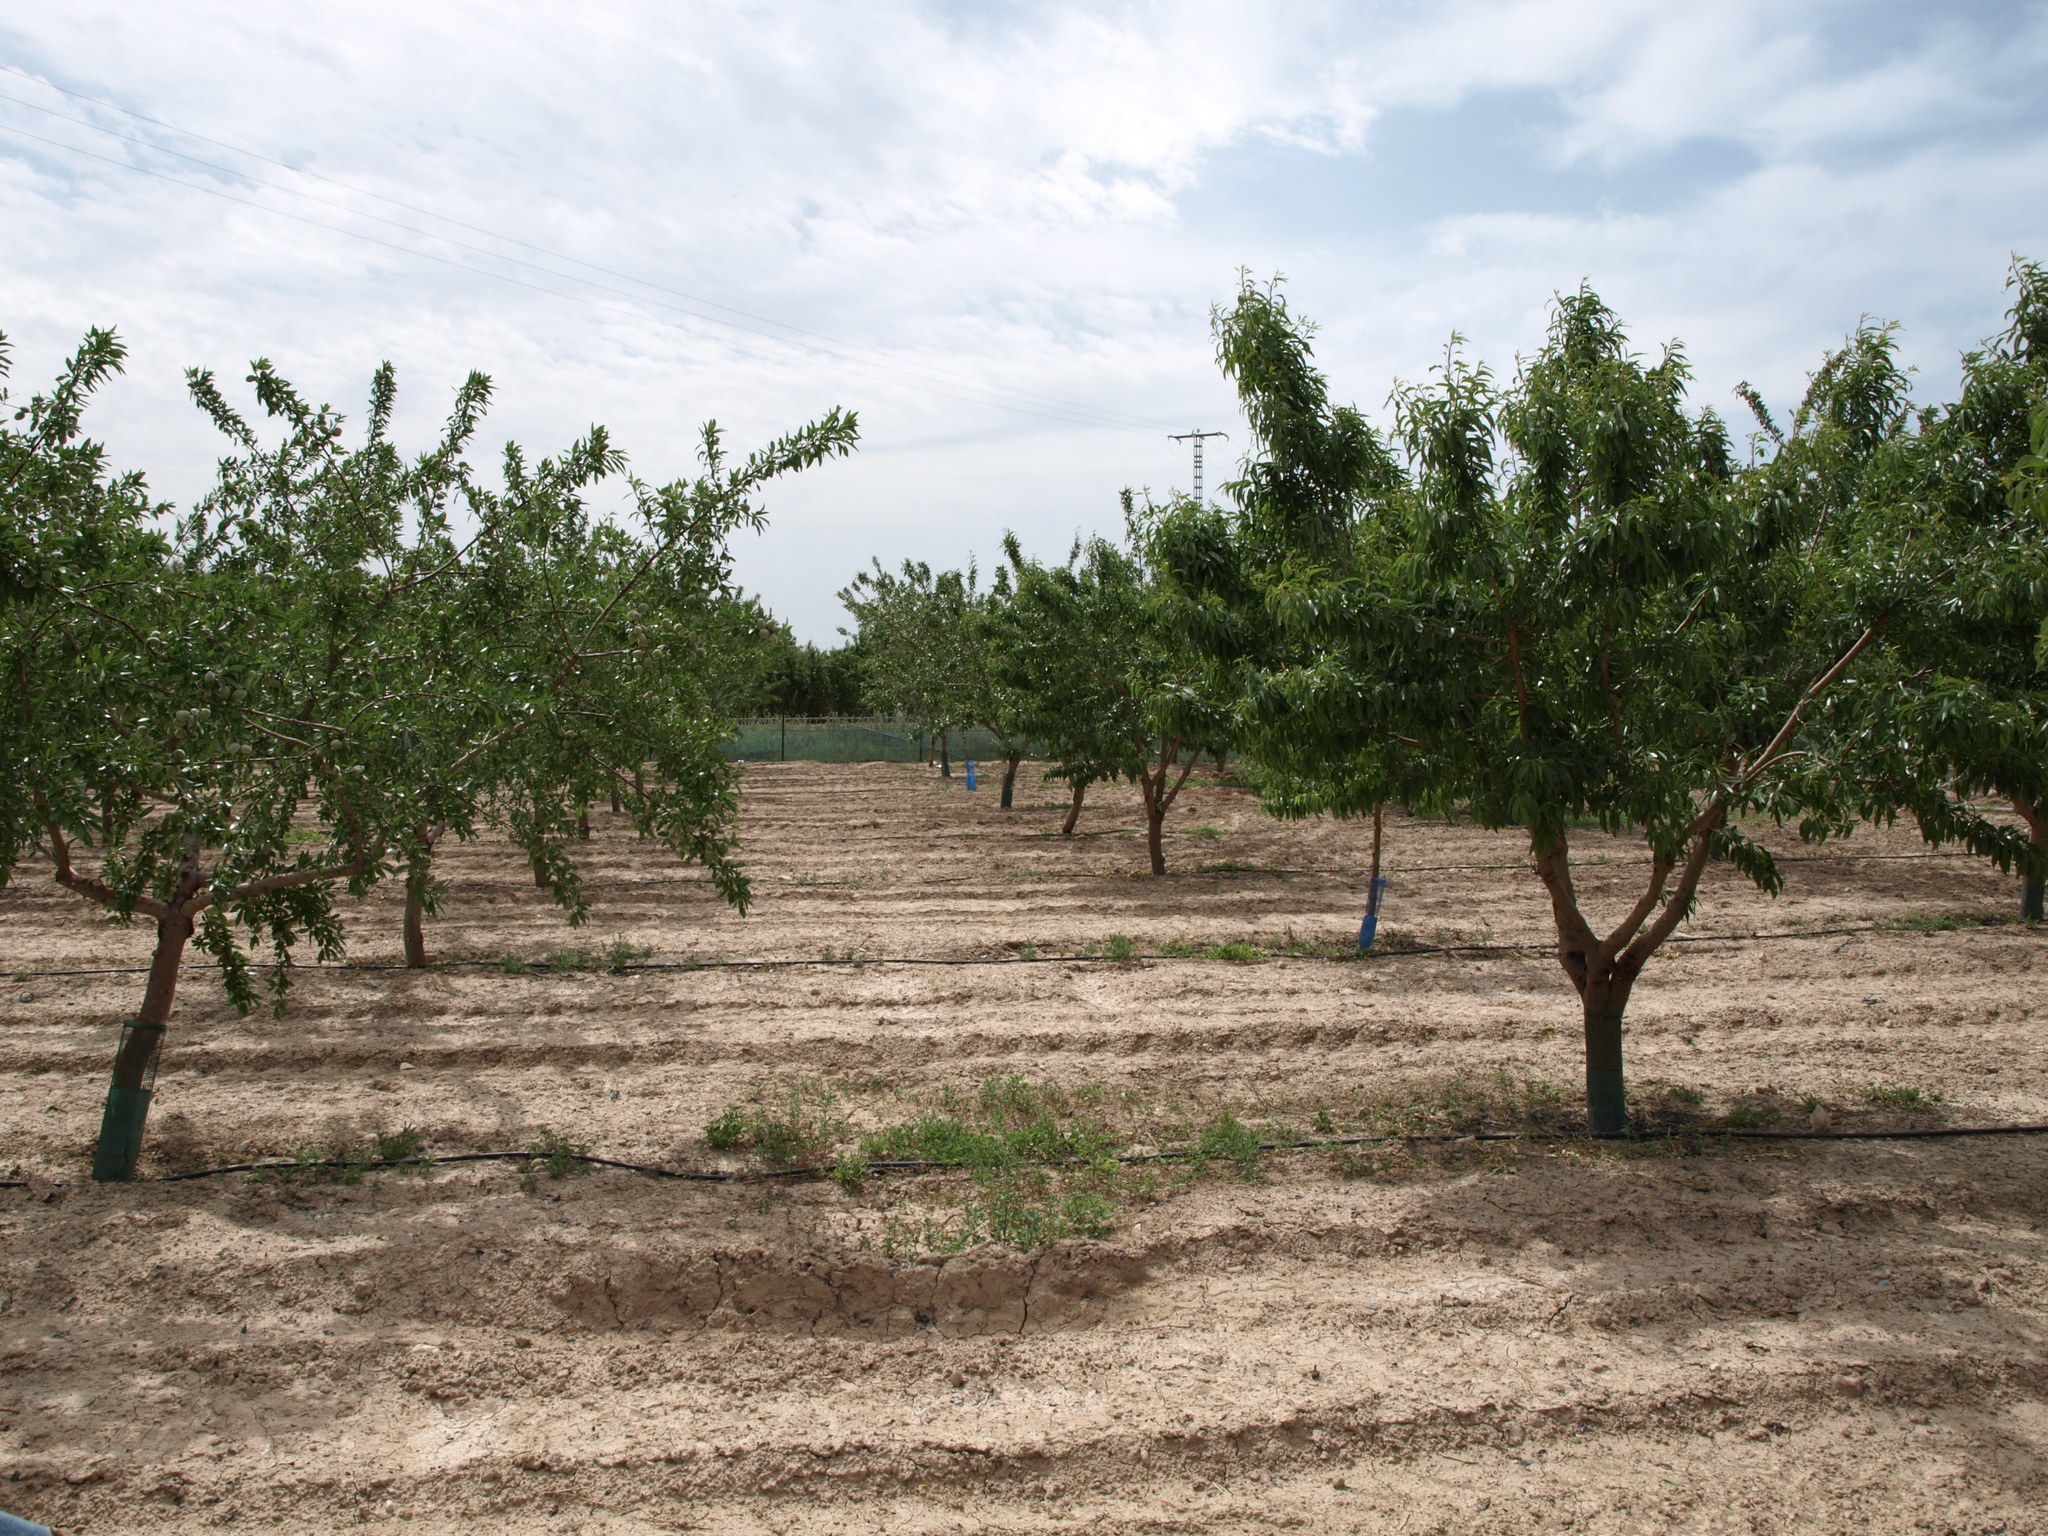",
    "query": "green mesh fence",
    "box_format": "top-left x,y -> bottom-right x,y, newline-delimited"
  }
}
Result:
719,717 -> 1041,764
